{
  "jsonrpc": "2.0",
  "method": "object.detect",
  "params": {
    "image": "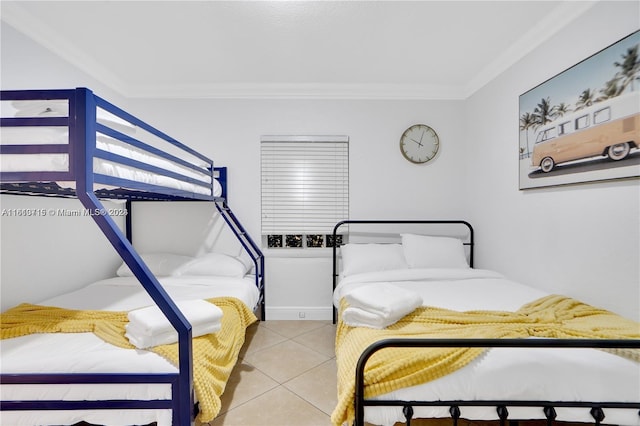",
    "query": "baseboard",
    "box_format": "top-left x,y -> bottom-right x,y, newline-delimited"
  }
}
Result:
265,306 -> 333,321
